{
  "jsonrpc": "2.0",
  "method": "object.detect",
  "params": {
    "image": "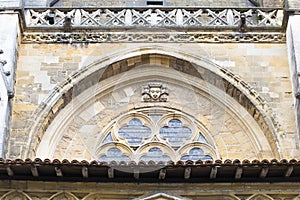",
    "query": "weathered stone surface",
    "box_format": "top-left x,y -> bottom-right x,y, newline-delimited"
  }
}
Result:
9,42 -> 297,159
0,181 -> 300,200
288,0 -> 300,10
58,0 -> 282,7
0,0 -> 21,8
24,0 -> 47,7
